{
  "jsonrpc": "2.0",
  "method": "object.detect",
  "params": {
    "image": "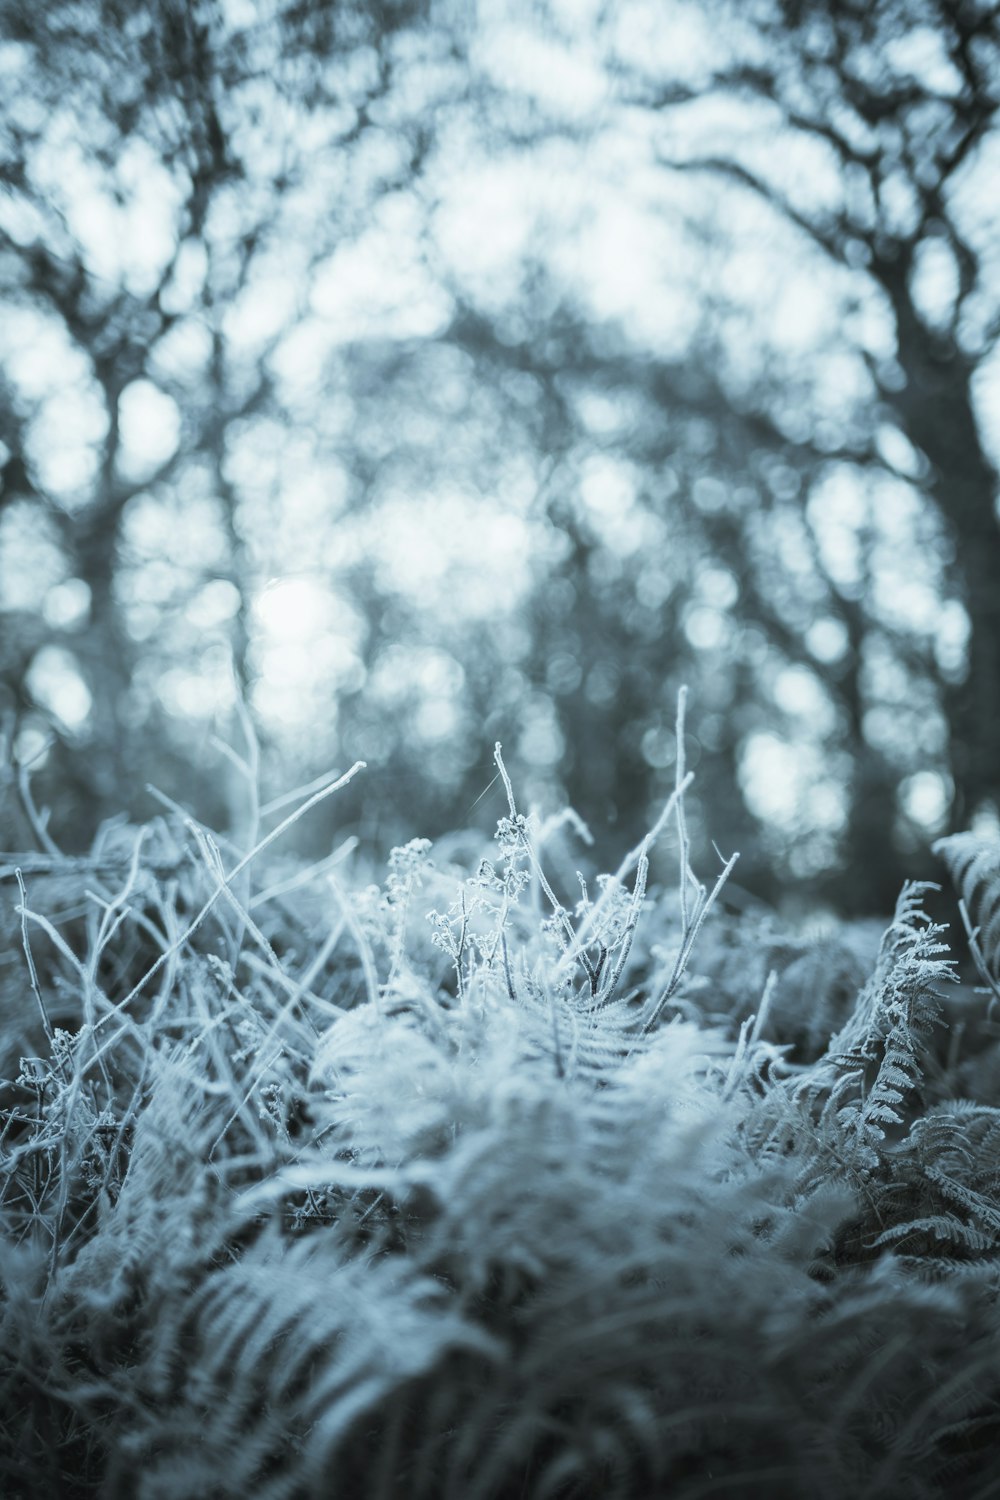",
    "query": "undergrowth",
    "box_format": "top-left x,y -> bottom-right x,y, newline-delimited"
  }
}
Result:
3,698 -> 1000,1498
